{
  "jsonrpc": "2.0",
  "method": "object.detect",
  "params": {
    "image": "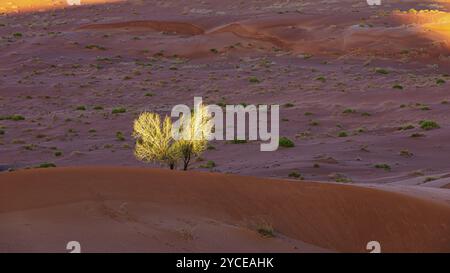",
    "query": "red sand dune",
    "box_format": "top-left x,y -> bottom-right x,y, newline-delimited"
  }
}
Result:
1,167 -> 449,253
